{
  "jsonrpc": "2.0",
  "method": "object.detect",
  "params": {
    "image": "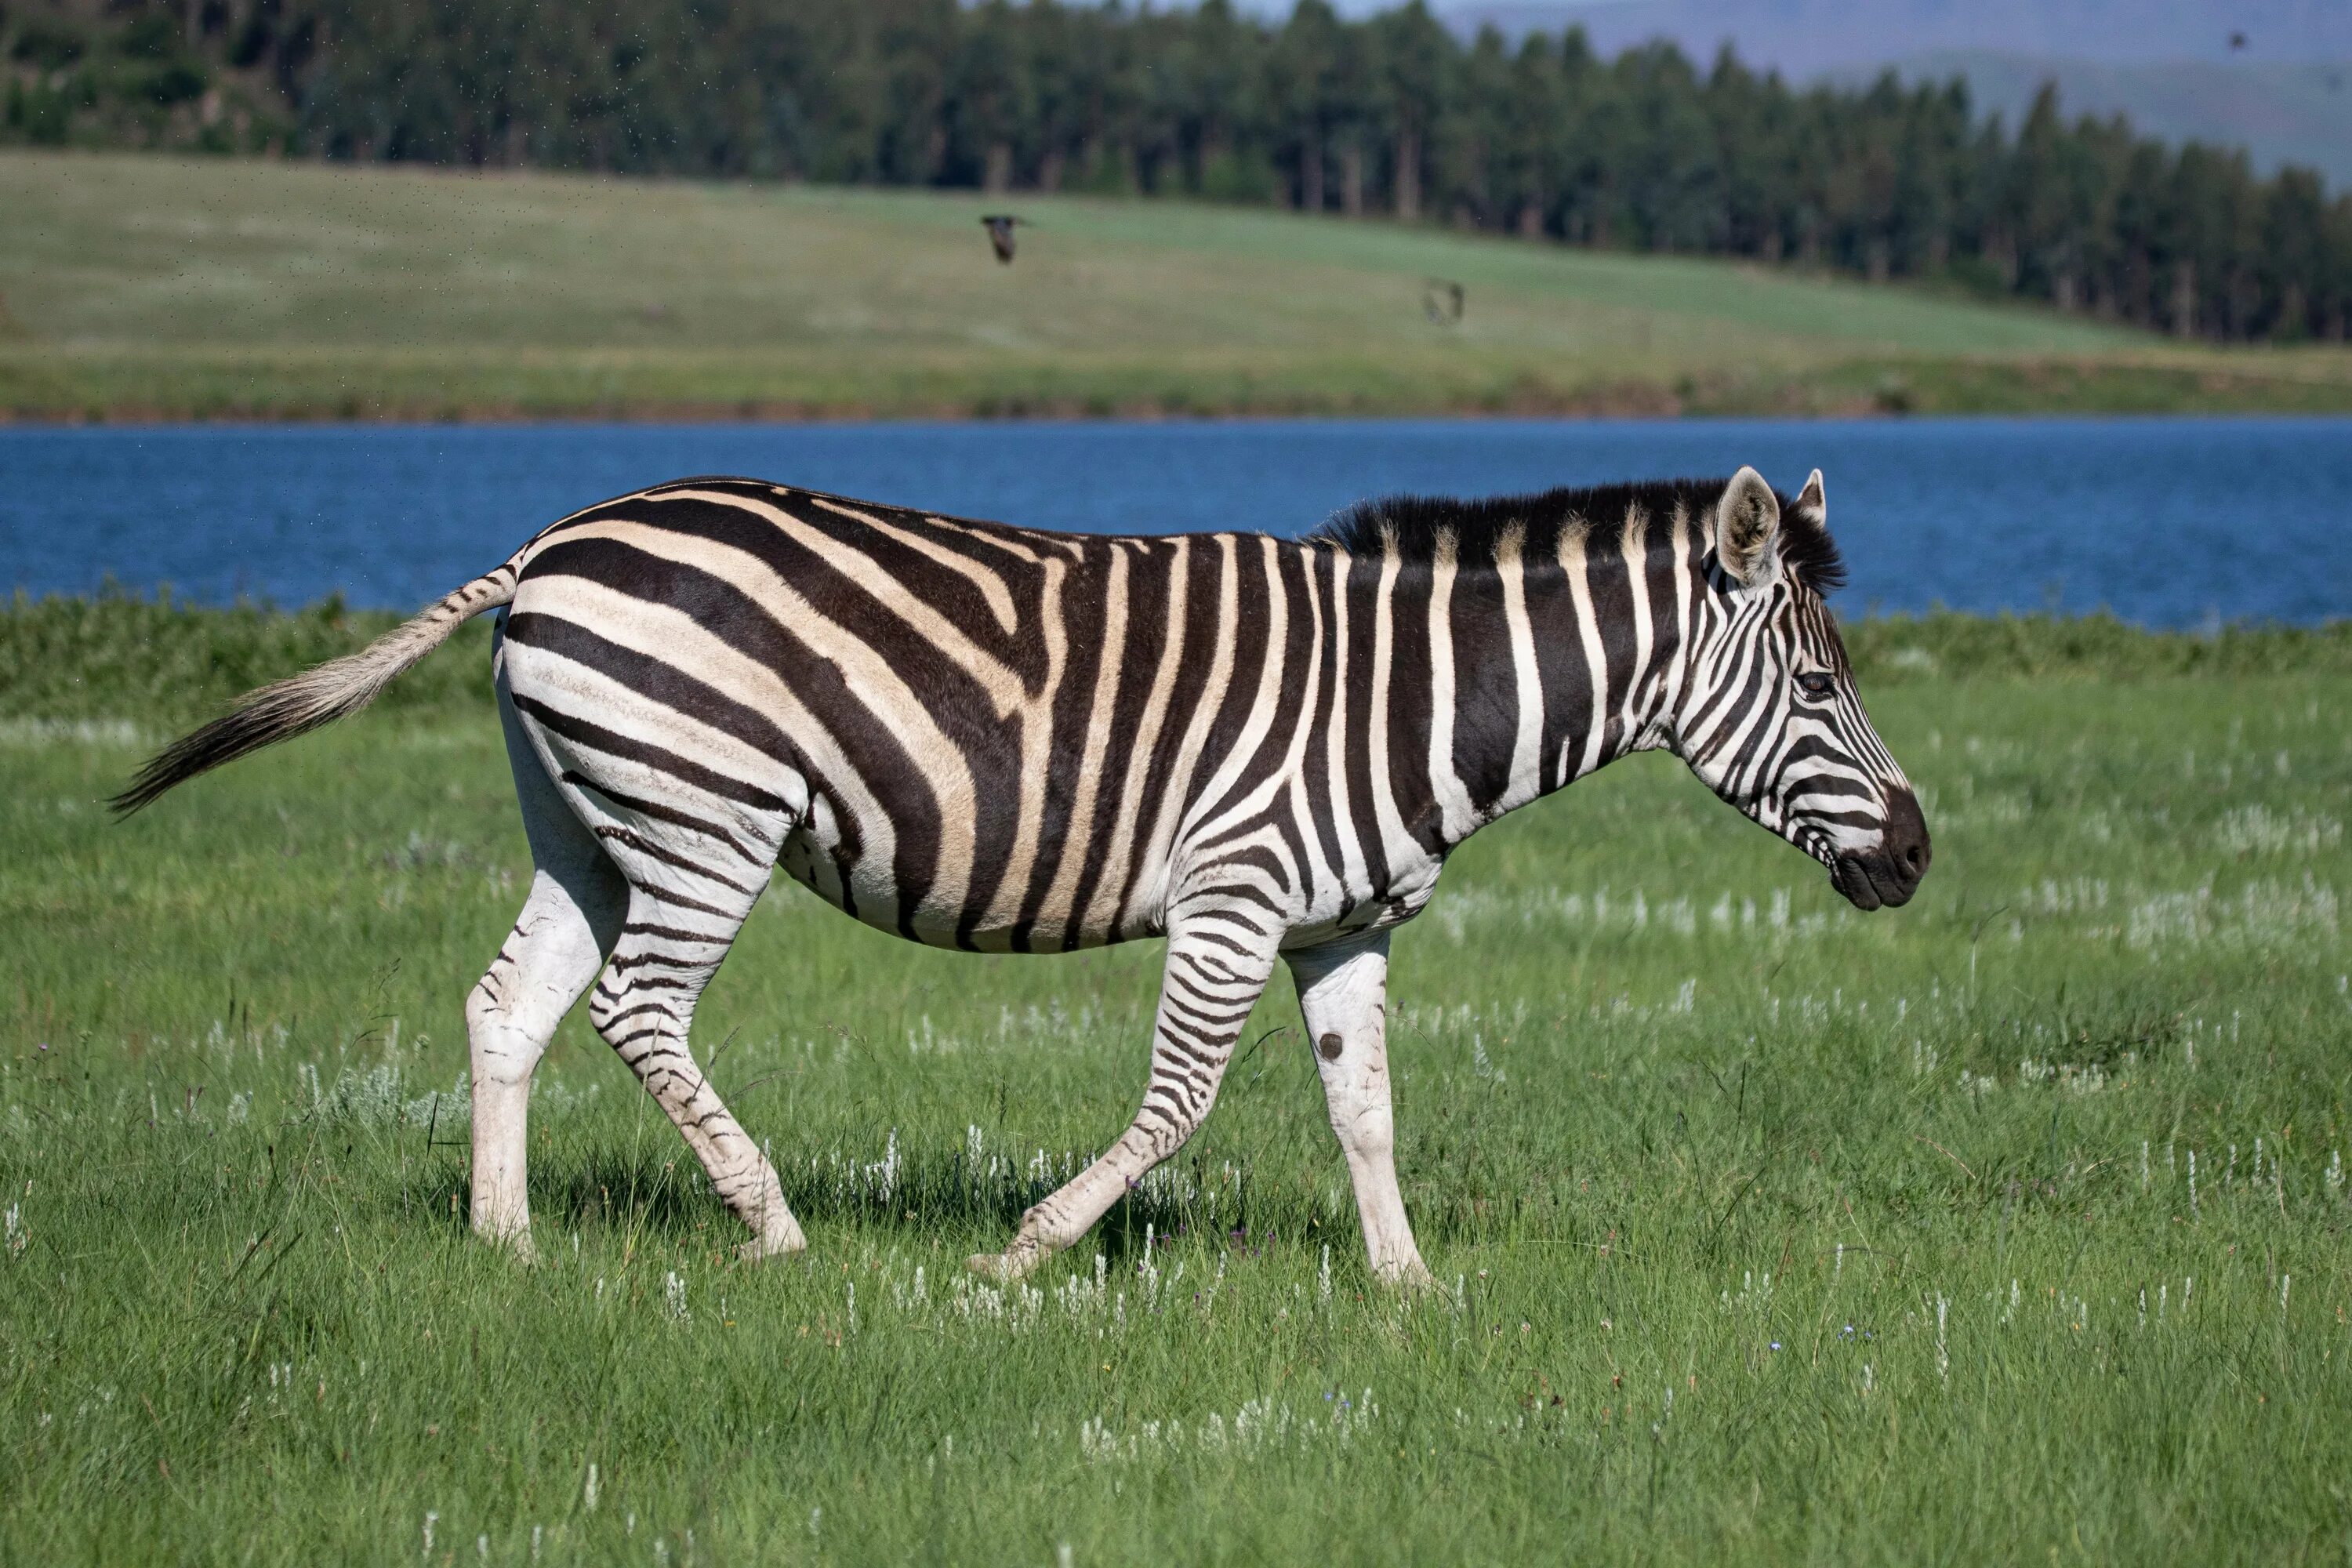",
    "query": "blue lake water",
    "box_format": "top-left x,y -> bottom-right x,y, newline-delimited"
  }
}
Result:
3,417 -> 2347,626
